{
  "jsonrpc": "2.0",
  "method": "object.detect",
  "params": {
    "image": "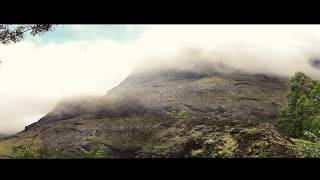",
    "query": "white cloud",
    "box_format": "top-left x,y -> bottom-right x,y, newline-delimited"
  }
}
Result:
0,40 -> 137,133
0,25 -> 320,134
